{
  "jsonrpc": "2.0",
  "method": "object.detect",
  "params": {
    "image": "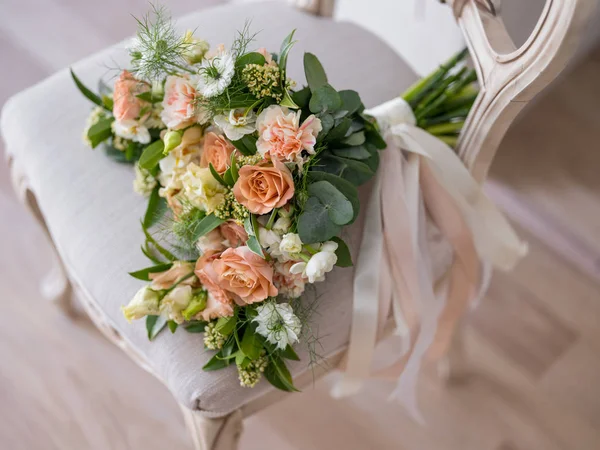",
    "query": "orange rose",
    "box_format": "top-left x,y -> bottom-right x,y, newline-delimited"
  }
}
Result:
113,70 -> 149,121
232,159 -> 294,215
219,220 -> 248,247
212,246 -> 278,304
194,251 -> 233,307
200,132 -> 235,174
